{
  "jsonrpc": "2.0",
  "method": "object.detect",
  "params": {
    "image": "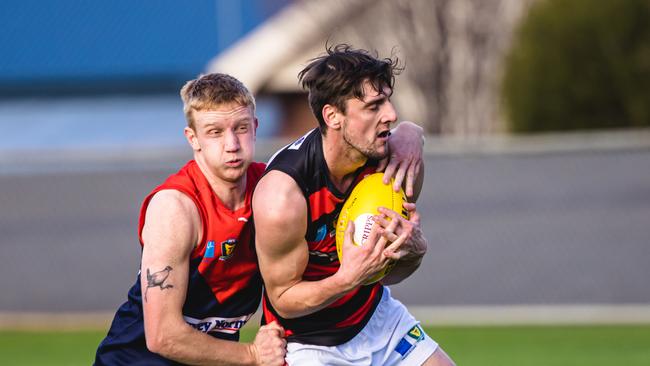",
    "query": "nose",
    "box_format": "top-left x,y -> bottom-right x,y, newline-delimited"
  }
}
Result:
224,129 -> 240,152
382,101 -> 397,124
